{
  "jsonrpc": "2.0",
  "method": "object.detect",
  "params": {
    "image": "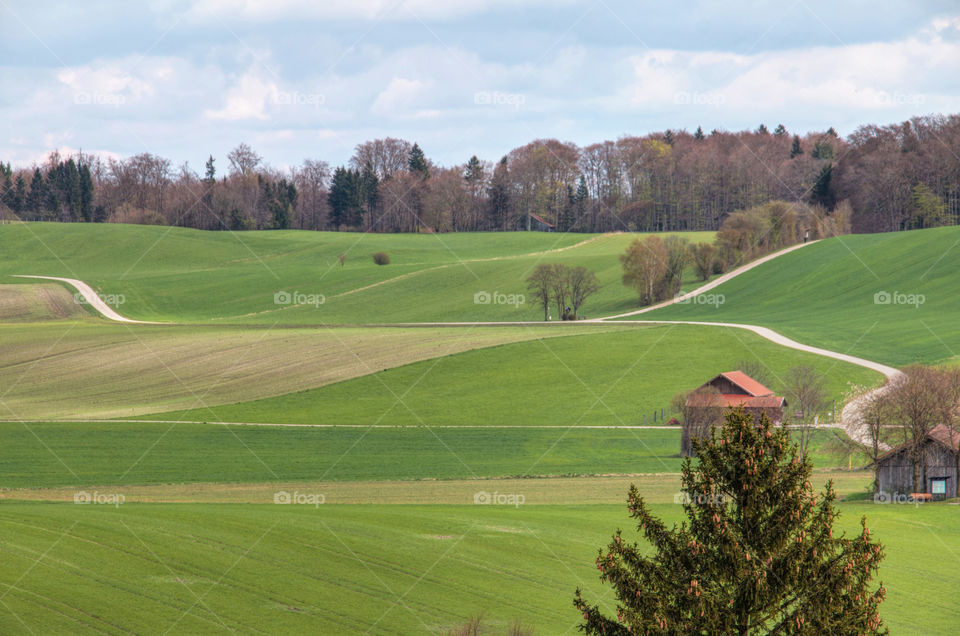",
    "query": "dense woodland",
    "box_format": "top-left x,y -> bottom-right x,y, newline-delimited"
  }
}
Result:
2,114 -> 959,235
